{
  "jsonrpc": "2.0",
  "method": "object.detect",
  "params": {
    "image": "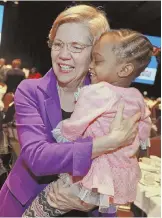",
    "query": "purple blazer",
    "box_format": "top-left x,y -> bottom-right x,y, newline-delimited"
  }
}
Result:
0,68 -> 92,216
